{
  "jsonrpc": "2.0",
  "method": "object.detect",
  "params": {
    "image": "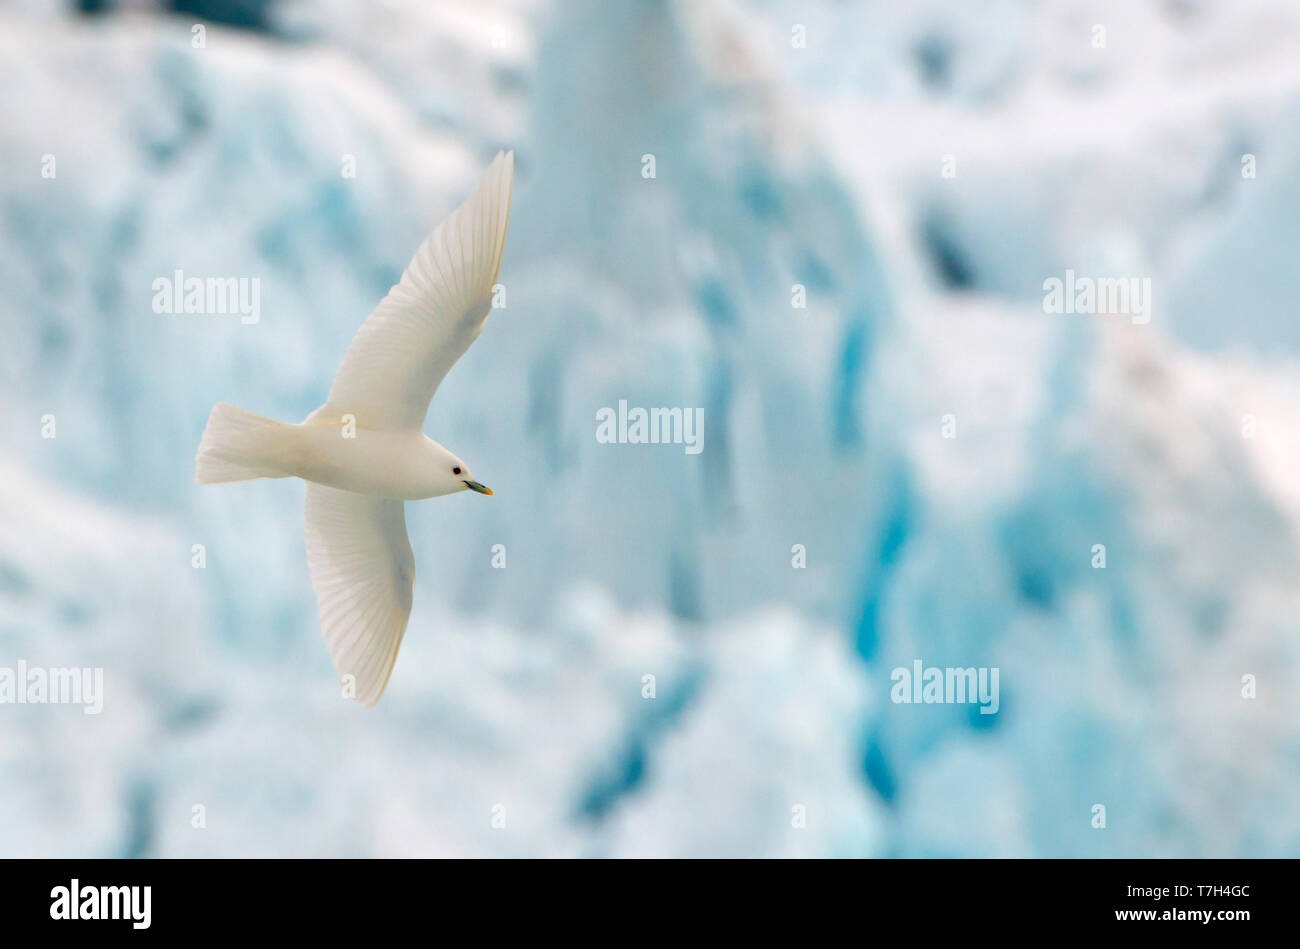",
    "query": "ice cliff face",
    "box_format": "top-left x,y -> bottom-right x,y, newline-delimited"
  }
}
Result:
0,0 -> 1298,856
